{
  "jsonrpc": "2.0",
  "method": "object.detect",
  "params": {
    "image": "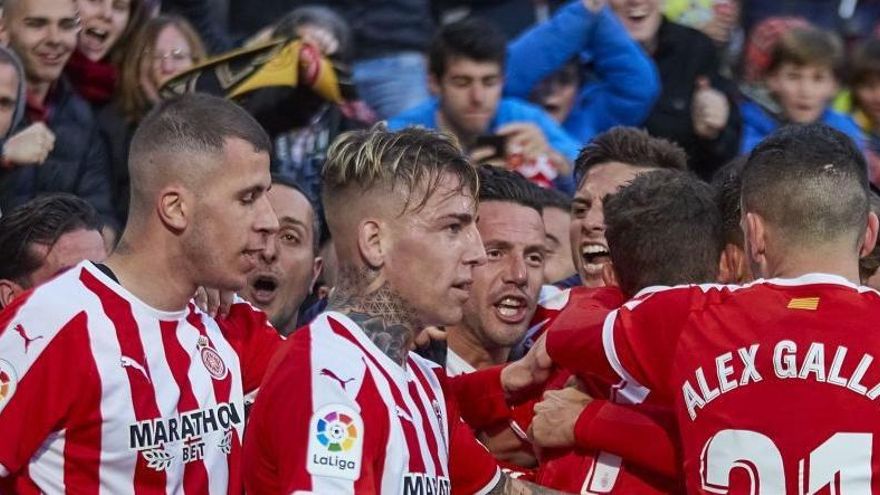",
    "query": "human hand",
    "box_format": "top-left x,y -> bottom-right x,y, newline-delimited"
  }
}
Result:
500,333 -> 553,401
530,386 -> 593,449
692,77 -> 730,140
497,122 -> 551,163
194,287 -> 235,318
2,123 -> 55,165
297,25 -> 340,56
